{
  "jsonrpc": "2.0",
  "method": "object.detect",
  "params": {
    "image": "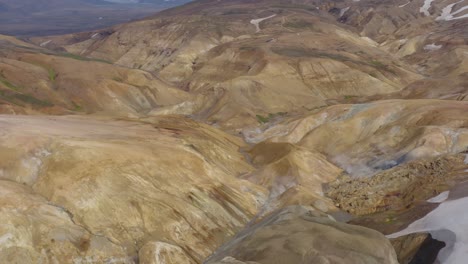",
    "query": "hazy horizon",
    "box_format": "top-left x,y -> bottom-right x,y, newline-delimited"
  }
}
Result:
0,0 -> 192,36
